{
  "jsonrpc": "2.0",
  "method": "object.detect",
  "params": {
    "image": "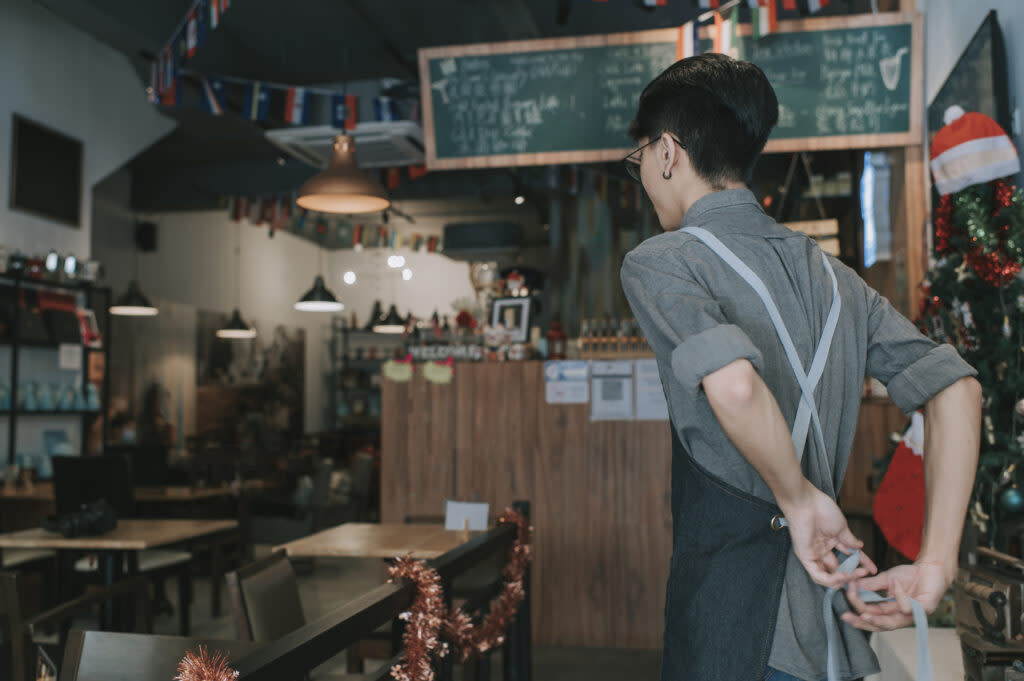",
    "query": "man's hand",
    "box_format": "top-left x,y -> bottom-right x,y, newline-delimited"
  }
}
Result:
840,562 -> 950,632
779,482 -> 877,589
